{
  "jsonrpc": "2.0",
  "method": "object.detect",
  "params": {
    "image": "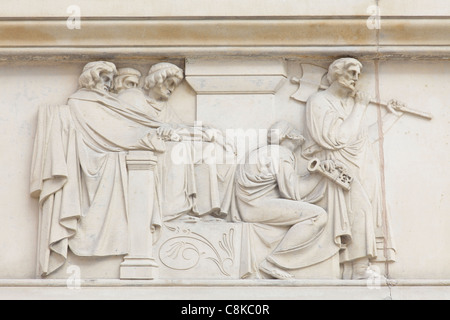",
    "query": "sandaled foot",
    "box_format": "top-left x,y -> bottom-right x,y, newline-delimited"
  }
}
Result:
259,260 -> 294,280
